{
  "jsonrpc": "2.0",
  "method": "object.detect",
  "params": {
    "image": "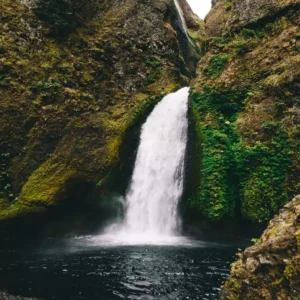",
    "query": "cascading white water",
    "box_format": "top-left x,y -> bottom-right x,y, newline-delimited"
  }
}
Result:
174,0 -> 189,36
90,87 -> 190,245
124,87 -> 189,235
